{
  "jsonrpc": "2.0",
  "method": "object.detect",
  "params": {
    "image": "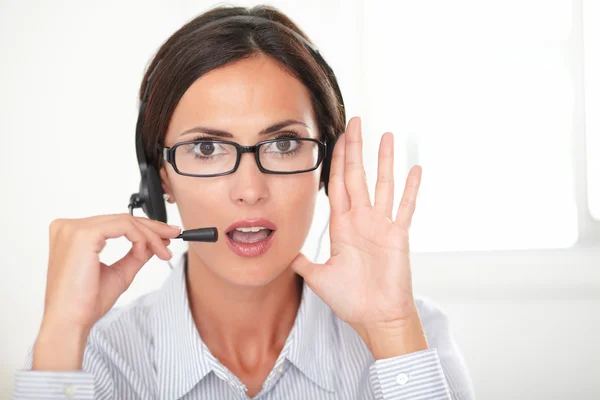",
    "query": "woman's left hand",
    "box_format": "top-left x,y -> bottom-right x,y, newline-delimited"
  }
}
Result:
290,116 -> 427,360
